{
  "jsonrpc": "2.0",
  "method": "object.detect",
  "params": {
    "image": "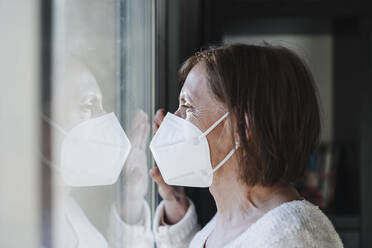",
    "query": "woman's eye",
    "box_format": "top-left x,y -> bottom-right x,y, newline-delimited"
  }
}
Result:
181,104 -> 191,108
